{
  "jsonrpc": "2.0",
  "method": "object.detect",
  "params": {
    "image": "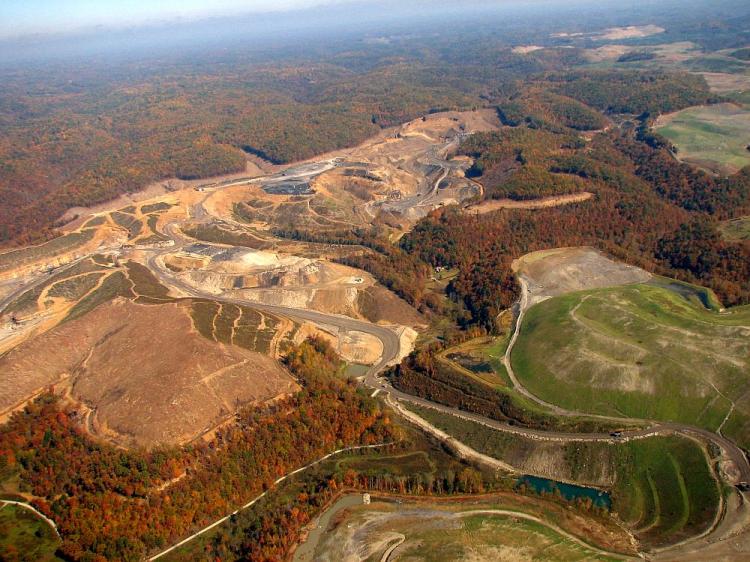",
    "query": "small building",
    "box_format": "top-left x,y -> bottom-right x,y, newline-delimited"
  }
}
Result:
362,493 -> 371,505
